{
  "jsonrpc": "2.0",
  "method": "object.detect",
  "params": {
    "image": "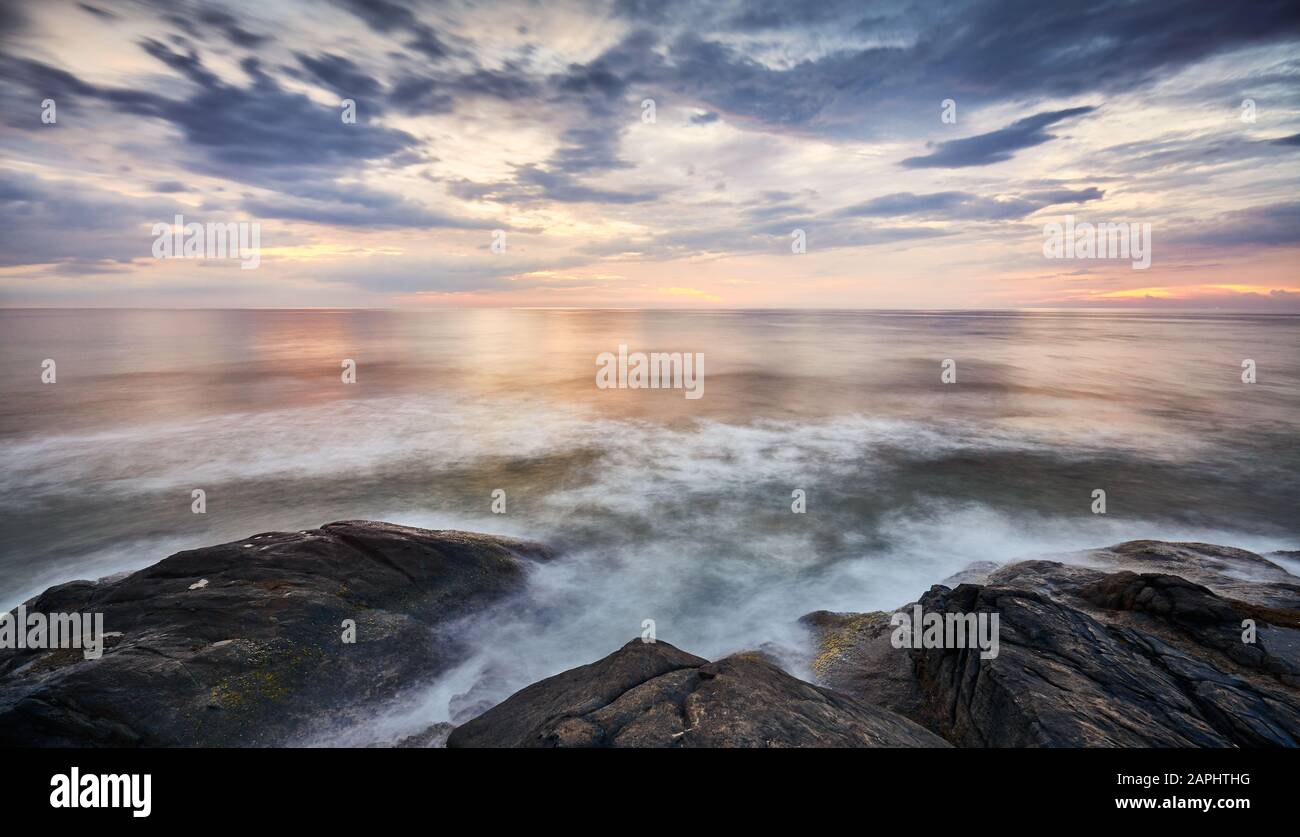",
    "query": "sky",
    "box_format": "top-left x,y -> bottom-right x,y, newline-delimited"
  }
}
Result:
1,0 -> 1298,309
